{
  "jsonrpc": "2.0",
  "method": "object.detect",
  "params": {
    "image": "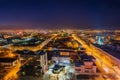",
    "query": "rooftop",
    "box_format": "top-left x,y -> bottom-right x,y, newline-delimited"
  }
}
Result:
75,62 -> 84,66
94,44 -> 120,59
80,53 -> 95,61
0,57 -> 17,63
